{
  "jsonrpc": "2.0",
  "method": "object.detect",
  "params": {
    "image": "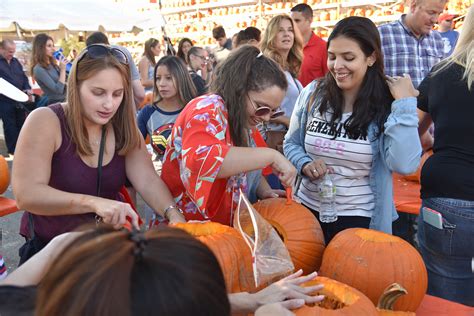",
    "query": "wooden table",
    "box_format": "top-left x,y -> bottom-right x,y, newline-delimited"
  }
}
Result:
393,173 -> 422,215
417,294 -> 474,315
